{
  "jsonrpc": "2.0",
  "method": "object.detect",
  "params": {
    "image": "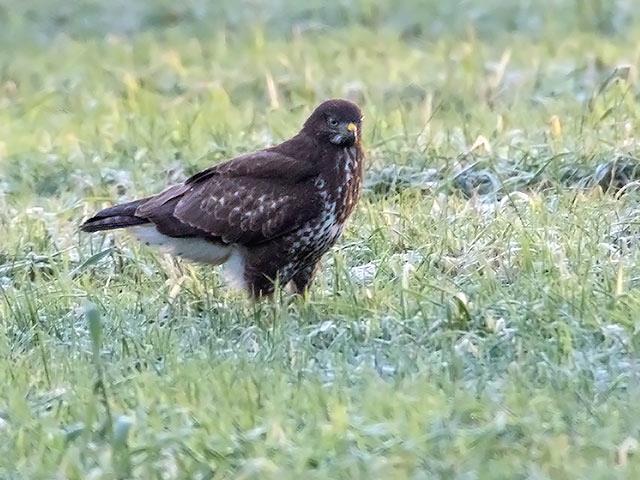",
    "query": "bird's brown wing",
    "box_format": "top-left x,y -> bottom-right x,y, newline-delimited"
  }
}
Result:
135,150 -> 321,246
184,148 -> 316,183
